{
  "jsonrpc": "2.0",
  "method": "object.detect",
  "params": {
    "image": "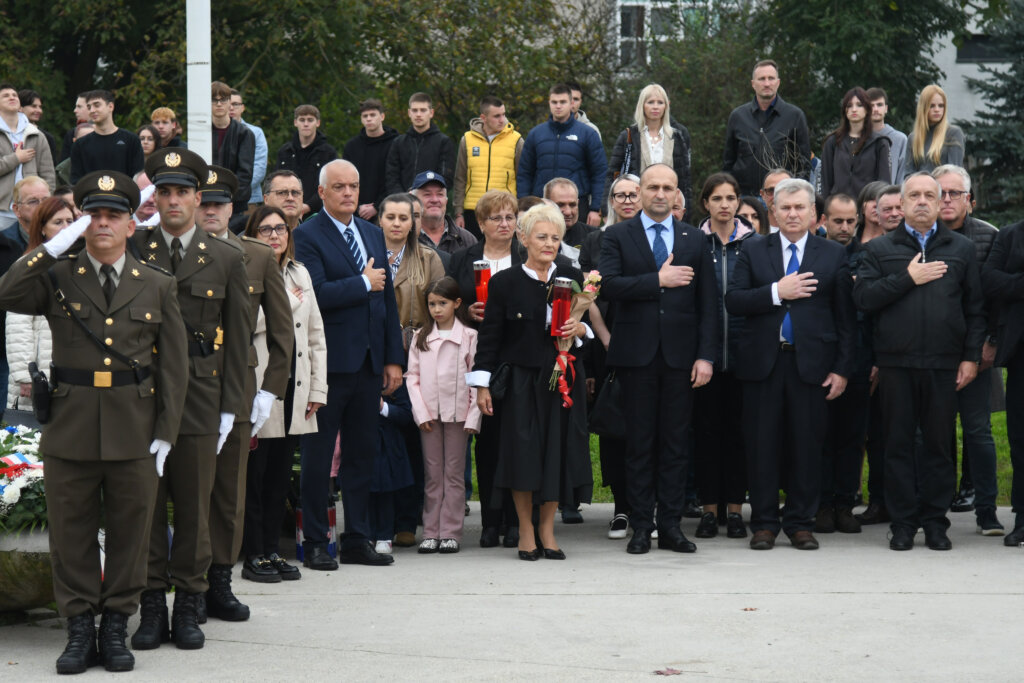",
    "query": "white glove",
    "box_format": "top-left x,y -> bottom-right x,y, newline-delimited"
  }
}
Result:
43,214 -> 92,258
250,389 -> 276,437
216,412 -> 235,454
150,439 -> 172,477
138,183 -> 156,206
